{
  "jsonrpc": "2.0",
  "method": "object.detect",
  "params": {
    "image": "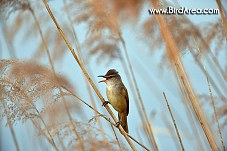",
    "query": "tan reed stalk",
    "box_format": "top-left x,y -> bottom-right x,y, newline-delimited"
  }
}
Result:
28,6 -> 85,151
190,49 -> 226,103
199,53 -> 226,151
118,33 -> 158,151
62,86 -> 152,151
161,114 -> 181,151
175,58 -> 219,150
163,92 -> 185,151
41,1 -> 137,150
110,121 -> 123,151
61,1 -> 111,150
216,0 -> 227,40
173,68 -> 206,151
151,1 -> 219,150
203,63 -> 226,151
